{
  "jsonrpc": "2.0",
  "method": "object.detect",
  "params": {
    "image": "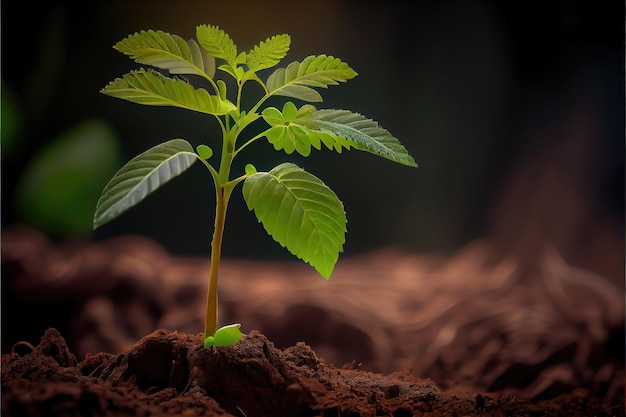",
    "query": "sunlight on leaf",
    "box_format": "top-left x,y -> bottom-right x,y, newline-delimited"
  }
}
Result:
114,30 -> 216,78
196,24 -> 238,65
101,69 -> 235,115
246,34 -> 290,72
261,103 -> 352,156
307,109 -> 418,167
266,55 -> 357,102
242,163 -> 346,278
